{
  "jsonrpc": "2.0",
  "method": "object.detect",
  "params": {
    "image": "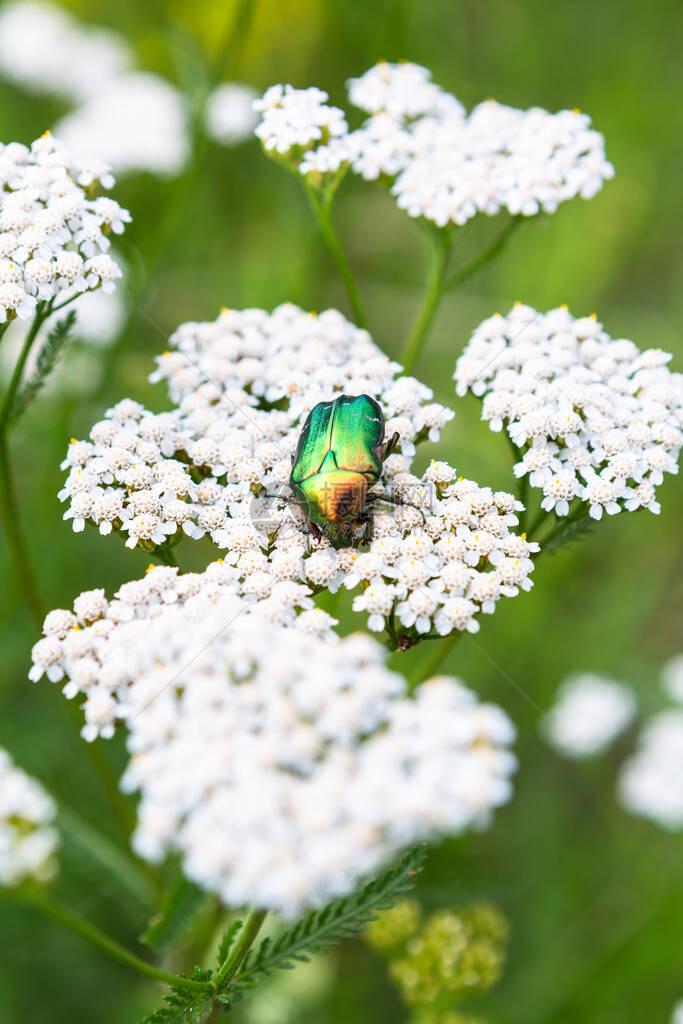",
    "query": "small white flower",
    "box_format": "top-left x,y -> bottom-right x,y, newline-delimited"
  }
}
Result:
457,305 -> 683,520
543,673 -> 637,758
619,710 -> 683,830
205,83 -> 259,146
0,747 -> 59,887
